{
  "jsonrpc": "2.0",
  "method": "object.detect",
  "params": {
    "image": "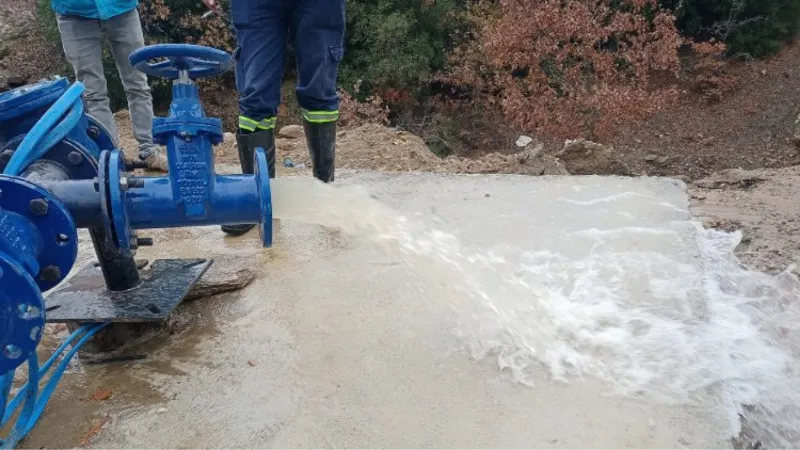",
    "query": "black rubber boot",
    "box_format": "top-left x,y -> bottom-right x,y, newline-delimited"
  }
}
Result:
302,120 -> 336,183
221,129 -> 276,236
